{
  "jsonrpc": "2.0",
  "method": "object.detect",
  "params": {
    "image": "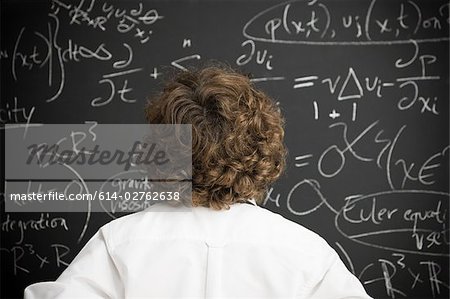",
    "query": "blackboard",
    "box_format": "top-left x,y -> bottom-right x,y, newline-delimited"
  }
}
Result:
1,0 -> 449,298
